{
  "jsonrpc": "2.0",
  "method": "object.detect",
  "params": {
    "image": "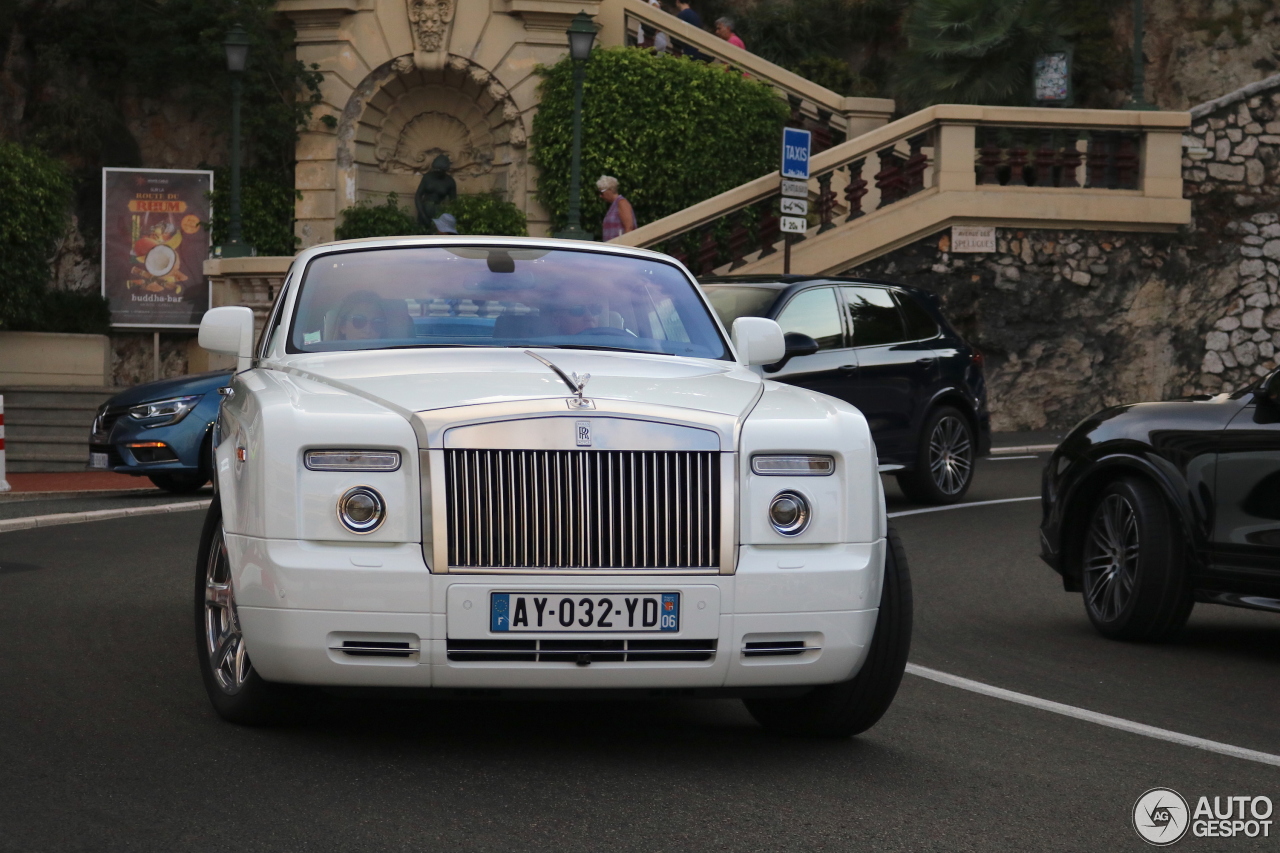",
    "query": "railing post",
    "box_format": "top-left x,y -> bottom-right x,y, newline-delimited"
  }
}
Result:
1059,132 -> 1083,188
756,200 -> 780,257
1033,130 -> 1056,187
1140,128 -> 1184,198
844,158 -> 868,221
936,123 -> 977,193
816,172 -> 836,233
1006,130 -> 1028,186
1115,133 -> 1139,189
874,147 -> 904,207
728,211 -> 751,268
903,133 -> 929,195
696,225 -> 719,276
1086,131 -> 1110,188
